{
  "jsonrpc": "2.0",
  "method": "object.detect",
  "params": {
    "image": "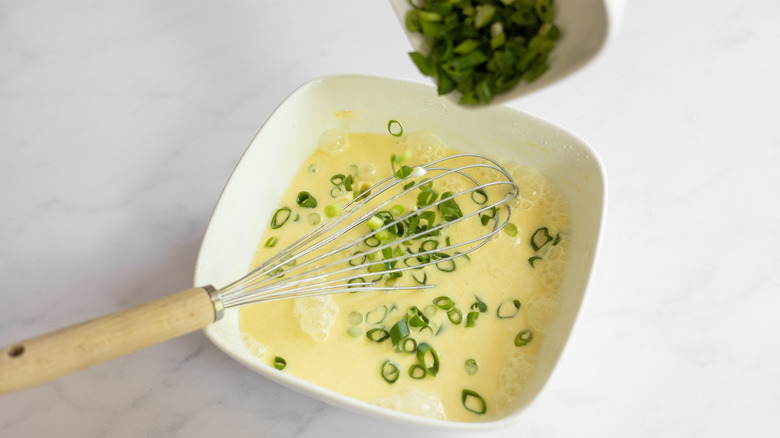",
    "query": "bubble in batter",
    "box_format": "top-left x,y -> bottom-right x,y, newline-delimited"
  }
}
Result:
318,128 -> 350,154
